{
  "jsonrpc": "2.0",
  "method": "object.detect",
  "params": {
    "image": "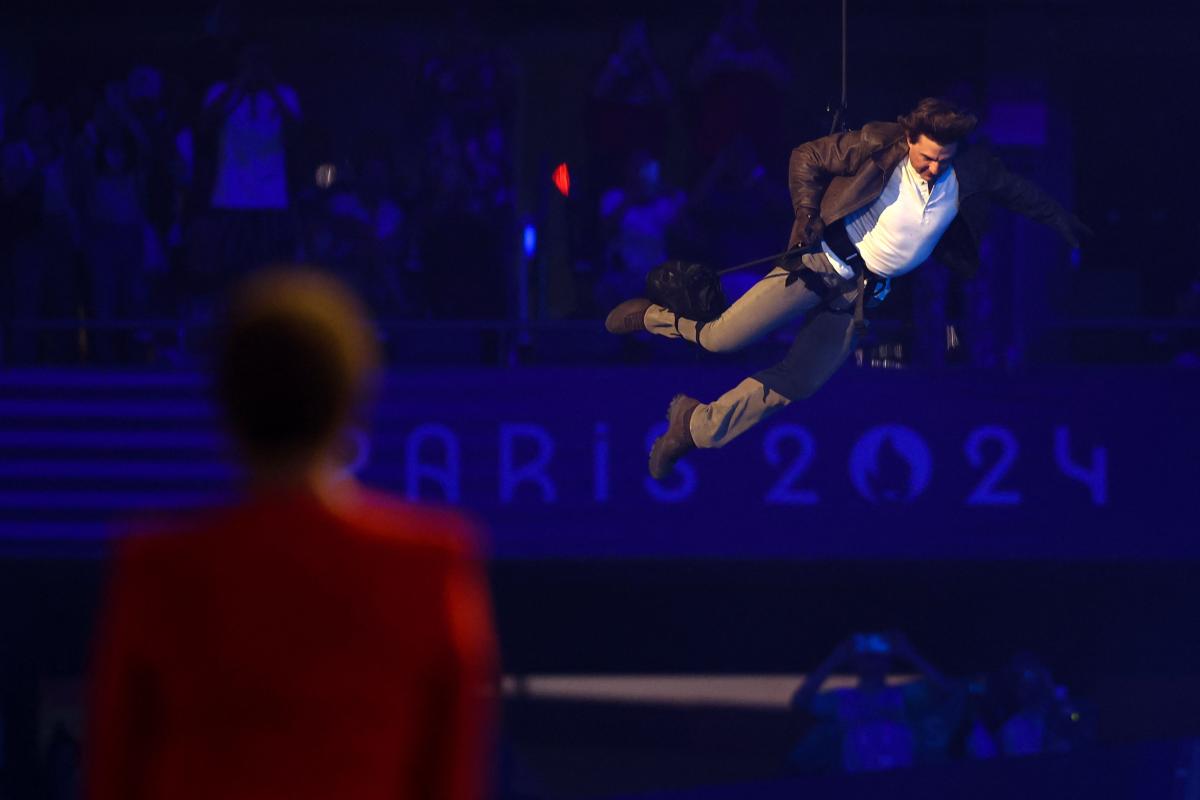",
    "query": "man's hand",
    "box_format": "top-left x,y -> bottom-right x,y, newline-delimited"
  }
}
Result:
796,206 -> 825,248
1057,213 -> 1094,250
